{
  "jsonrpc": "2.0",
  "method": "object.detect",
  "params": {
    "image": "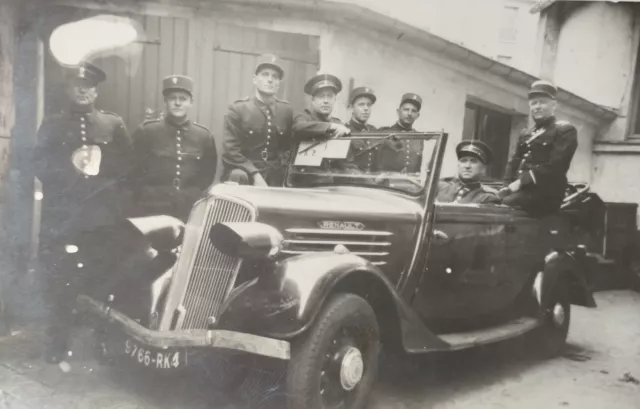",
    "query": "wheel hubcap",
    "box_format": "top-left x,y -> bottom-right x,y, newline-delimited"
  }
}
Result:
551,303 -> 565,327
339,346 -> 364,391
